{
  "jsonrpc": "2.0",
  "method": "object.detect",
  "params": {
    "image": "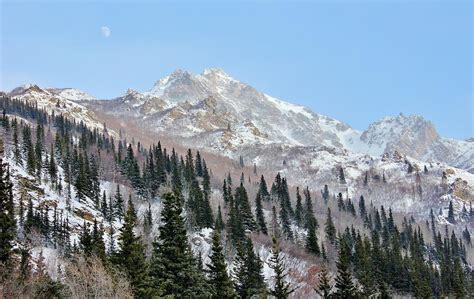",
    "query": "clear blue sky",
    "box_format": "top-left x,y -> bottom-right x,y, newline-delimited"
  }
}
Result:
1,1 -> 472,139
